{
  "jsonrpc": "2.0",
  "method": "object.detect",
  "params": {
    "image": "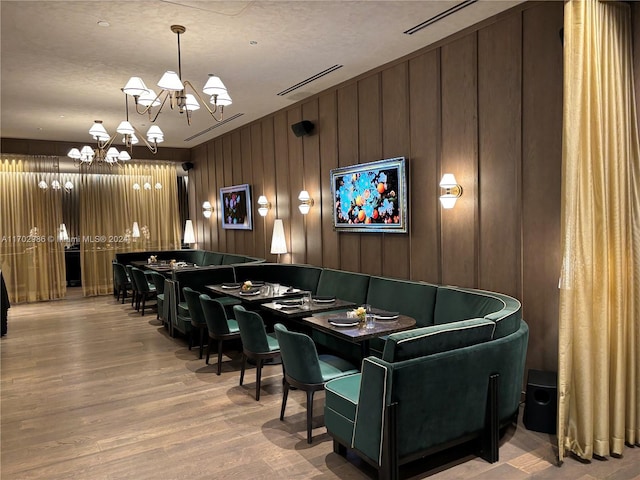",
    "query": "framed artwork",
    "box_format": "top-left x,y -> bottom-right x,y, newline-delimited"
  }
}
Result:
220,184 -> 253,230
330,157 -> 408,233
